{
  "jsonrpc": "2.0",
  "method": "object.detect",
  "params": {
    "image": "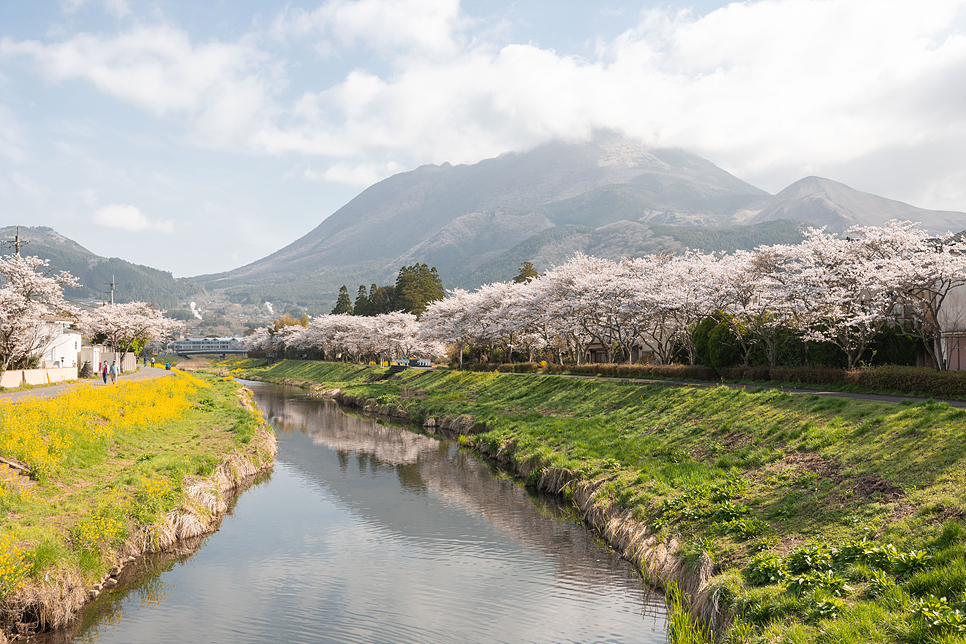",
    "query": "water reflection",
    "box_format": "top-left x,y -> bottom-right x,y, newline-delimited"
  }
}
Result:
66,382 -> 666,644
